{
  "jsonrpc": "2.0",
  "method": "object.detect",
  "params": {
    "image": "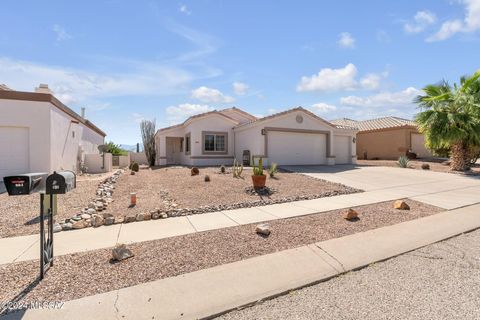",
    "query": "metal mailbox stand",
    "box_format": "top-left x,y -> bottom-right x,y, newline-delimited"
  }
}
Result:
39,193 -> 55,279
